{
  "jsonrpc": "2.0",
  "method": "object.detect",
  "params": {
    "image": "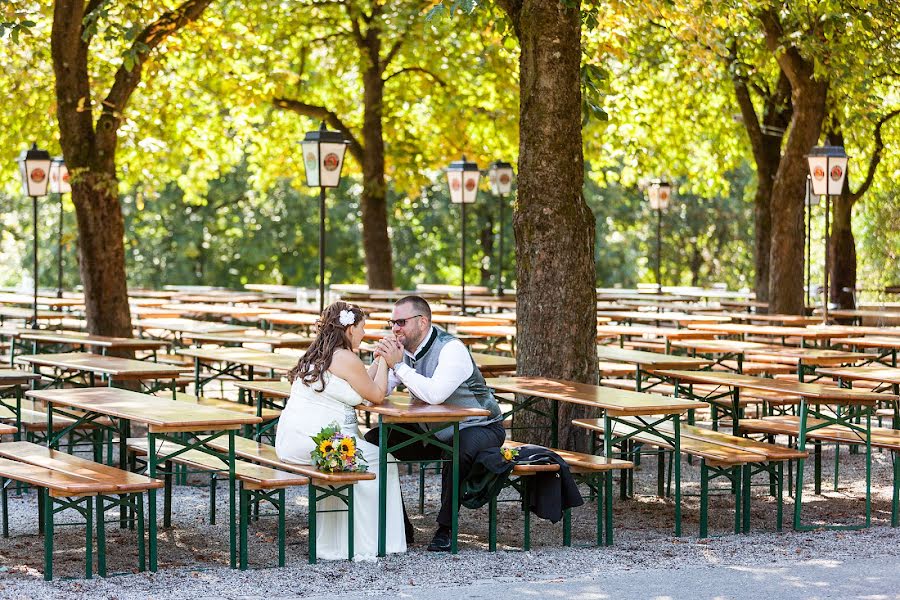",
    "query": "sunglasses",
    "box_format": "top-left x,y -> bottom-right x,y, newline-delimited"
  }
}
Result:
388,314 -> 424,328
